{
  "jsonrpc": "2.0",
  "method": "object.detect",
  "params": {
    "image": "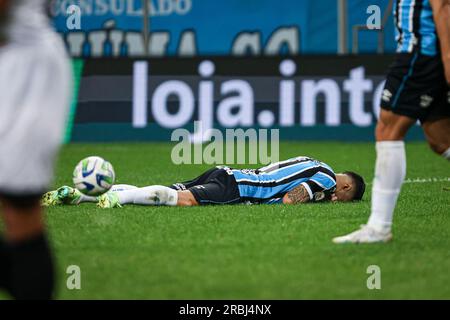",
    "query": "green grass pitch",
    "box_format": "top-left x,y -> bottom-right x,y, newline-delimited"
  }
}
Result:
2,142 -> 450,299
